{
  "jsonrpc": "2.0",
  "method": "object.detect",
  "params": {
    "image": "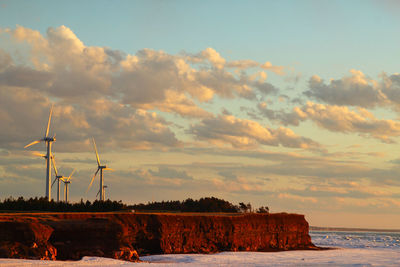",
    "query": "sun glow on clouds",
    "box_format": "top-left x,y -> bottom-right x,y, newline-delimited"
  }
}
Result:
1,25 -> 400,228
